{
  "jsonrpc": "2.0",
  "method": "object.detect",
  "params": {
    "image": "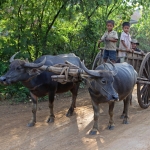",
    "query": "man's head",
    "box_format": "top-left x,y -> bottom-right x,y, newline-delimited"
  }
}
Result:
122,22 -> 130,33
106,20 -> 115,32
131,39 -> 139,50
